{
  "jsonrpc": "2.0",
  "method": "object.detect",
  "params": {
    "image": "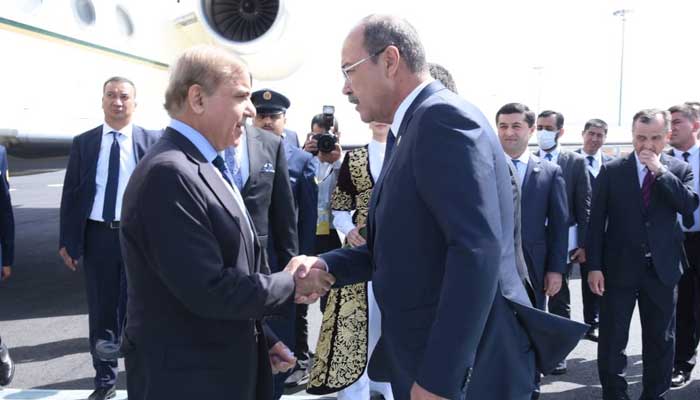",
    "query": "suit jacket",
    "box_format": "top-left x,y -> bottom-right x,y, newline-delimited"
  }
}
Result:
0,145 -> 8,181
0,150 -> 13,268
321,82 -> 586,399
539,148 -> 591,248
282,142 -> 317,257
520,154 -> 569,307
508,161 -> 535,306
587,152 -> 698,287
241,126 -> 297,272
59,125 -> 161,259
120,127 -> 295,400
575,148 -> 614,190
283,129 -> 300,149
